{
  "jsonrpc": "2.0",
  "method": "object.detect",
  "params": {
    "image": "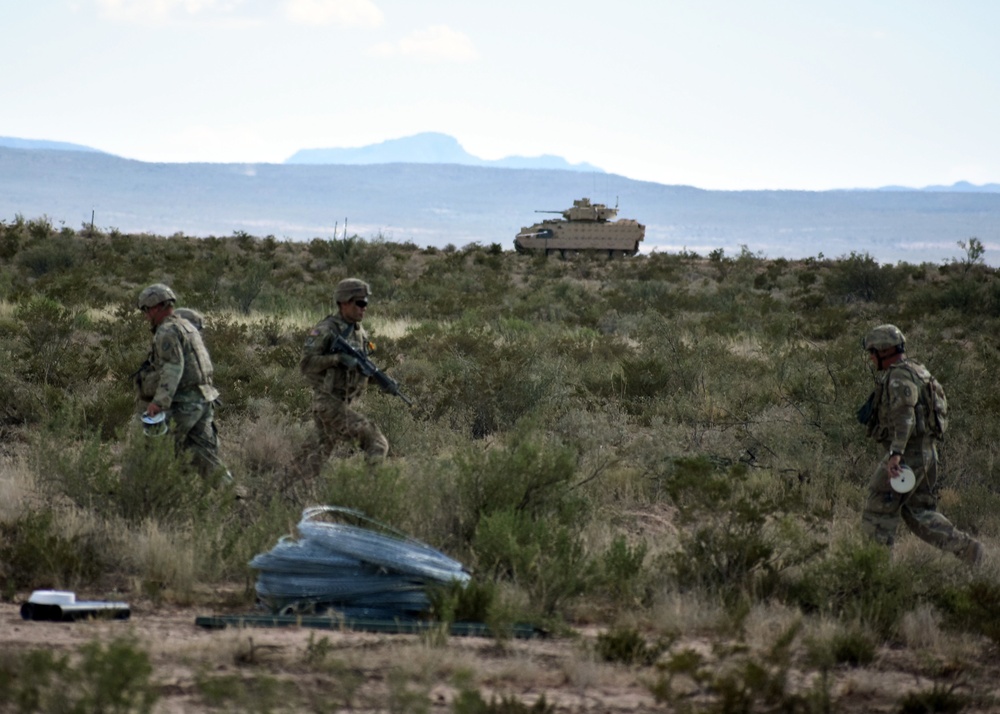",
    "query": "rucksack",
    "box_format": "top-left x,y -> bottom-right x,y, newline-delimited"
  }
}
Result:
898,362 -> 949,438
925,374 -> 949,438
